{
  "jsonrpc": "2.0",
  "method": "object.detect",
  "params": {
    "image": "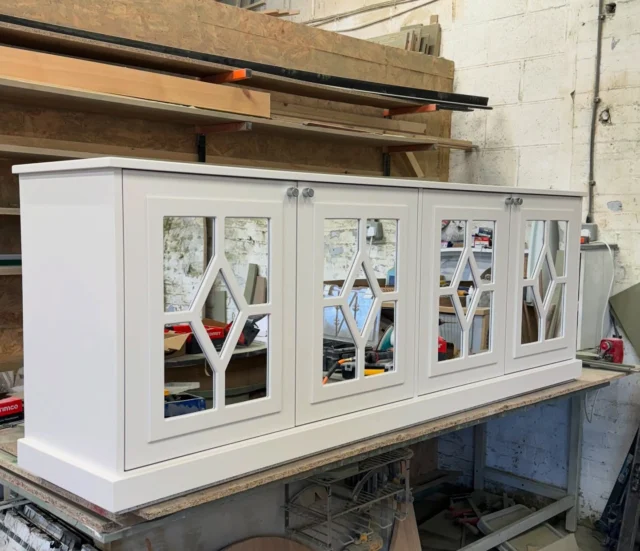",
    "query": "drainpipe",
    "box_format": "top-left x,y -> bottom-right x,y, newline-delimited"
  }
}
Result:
586,0 -> 605,223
